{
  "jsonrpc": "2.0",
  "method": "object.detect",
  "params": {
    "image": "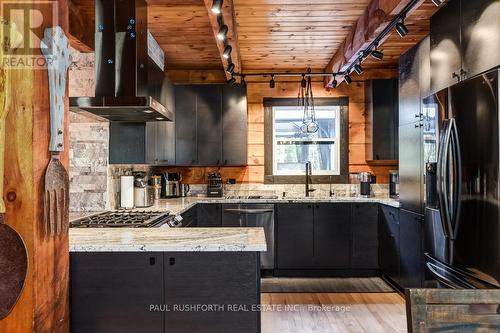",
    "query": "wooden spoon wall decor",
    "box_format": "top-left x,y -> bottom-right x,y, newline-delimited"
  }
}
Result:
0,17 -> 29,320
